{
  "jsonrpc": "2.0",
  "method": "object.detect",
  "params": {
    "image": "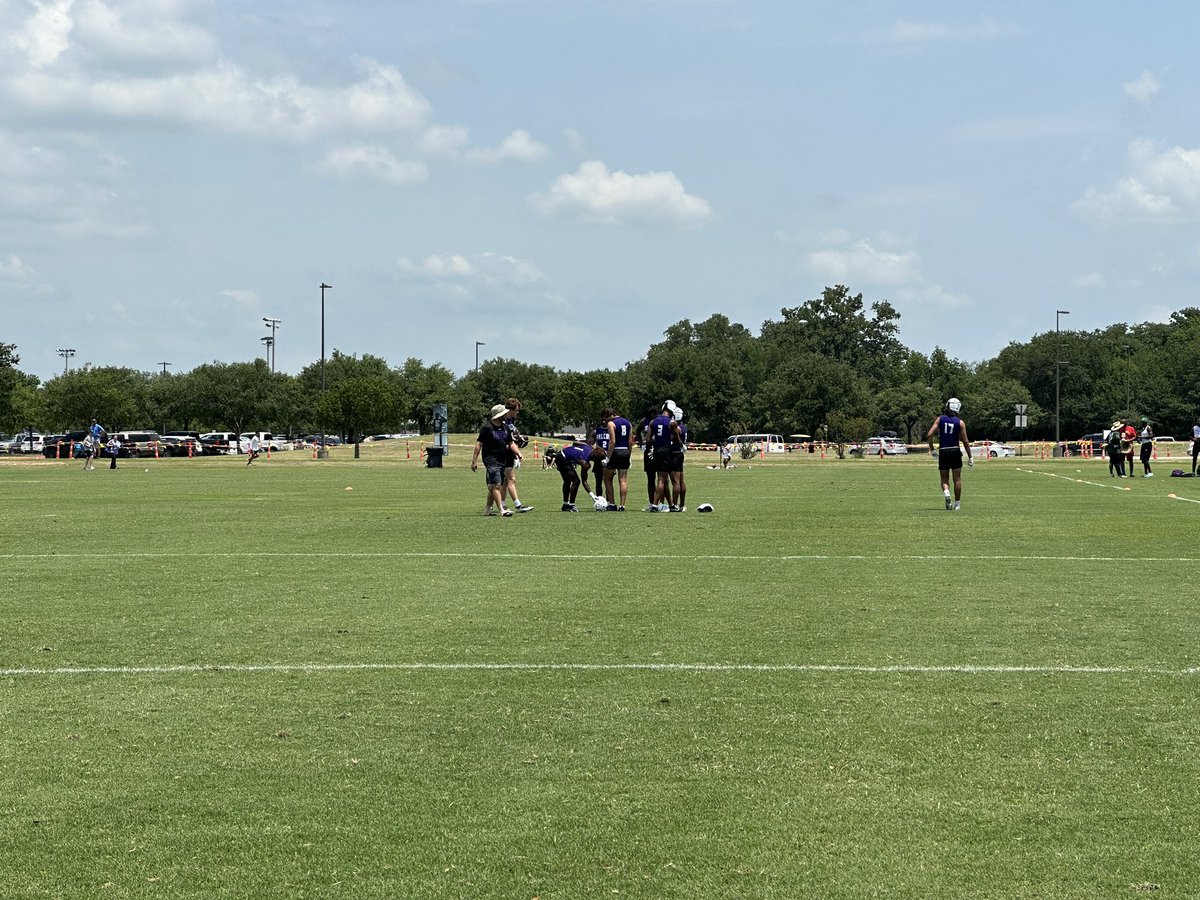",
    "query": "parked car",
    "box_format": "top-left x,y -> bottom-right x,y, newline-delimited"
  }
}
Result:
160,435 -> 208,457
240,432 -> 284,451
113,430 -> 164,457
861,436 -> 909,456
8,433 -> 45,454
1153,436 -> 1178,444
200,432 -> 242,454
42,431 -> 90,459
1067,433 -> 1106,454
972,439 -> 1016,458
